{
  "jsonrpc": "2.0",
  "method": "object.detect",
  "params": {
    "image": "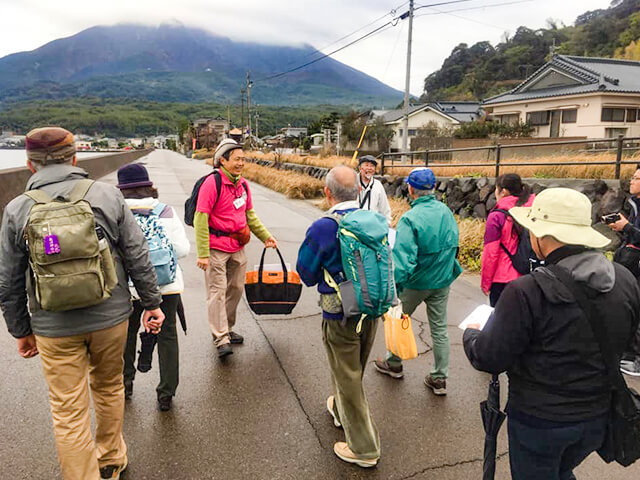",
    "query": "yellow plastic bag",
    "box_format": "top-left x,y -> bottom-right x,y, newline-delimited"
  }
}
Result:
384,305 -> 418,360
